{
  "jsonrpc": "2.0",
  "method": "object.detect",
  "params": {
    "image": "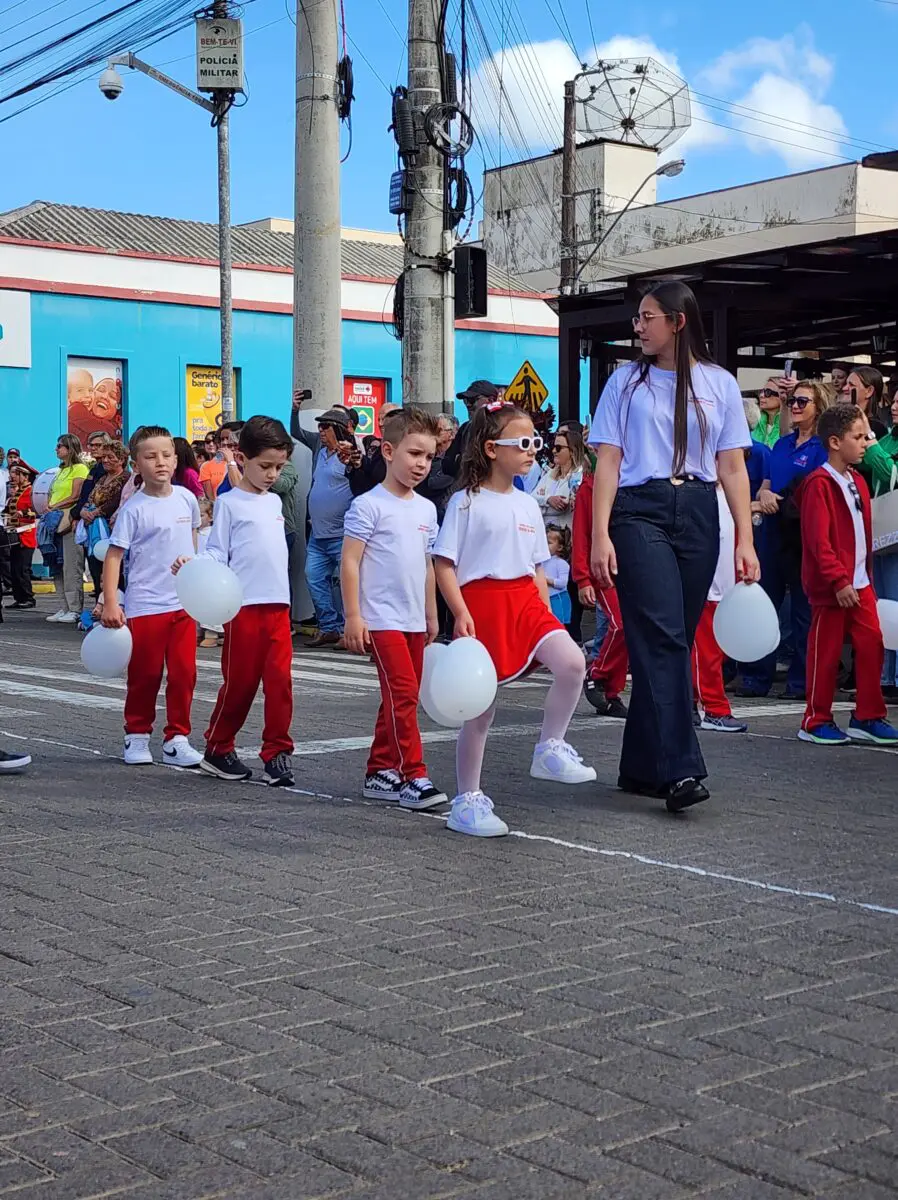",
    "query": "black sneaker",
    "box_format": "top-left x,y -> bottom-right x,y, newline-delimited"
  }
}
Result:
363,769 -> 402,799
583,678 -> 606,711
263,752 -> 295,787
605,697 -> 628,720
692,708 -> 701,728
665,777 -> 710,813
0,748 -> 31,771
199,751 -> 253,782
398,777 -> 448,810
4,601 -> 35,610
